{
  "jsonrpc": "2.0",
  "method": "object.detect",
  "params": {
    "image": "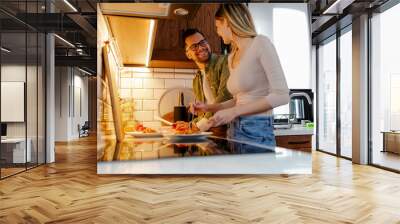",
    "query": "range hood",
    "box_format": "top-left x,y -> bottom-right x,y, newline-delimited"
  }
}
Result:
100,3 -> 170,18
100,3 -> 205,68
106,15 -> 156,67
